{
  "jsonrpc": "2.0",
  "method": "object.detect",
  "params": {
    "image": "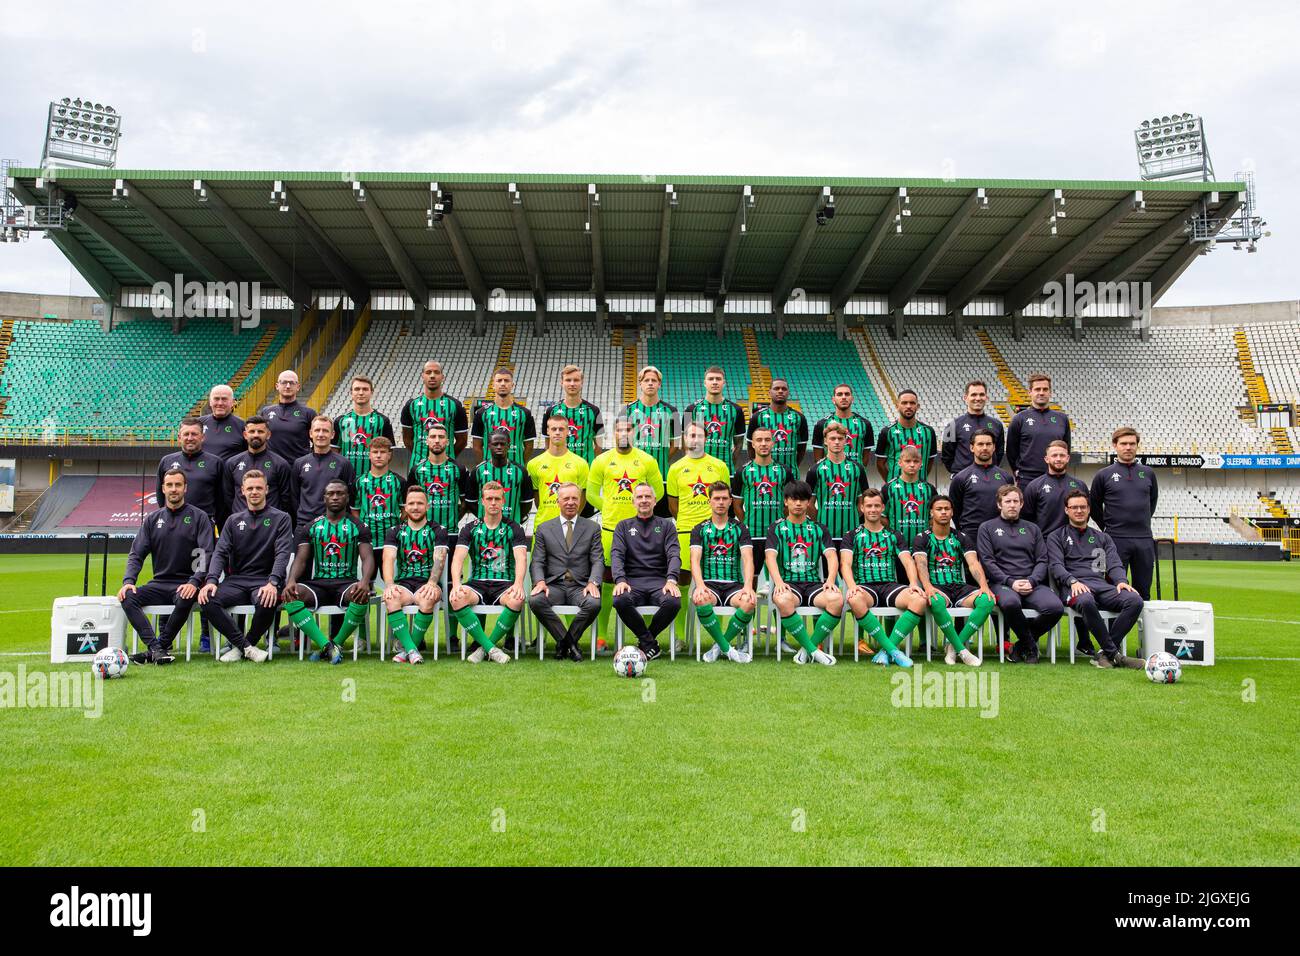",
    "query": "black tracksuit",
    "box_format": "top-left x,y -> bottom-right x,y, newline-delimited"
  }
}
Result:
1022,471 -> 1089,536
976,515 -> 1064,647
289,450 -> 356,528
949,462 -> 1014,539
941,413 -> 1005,474
1090,460 -> 1159,599
204,505 -> 295,648
200,413 -> 247,461
260,400 -> 318,464
1047,523 -> 1144,655
1006,406 -> 1071,487
610,514 -> 681,645
156,449 -> 226,524
223,446 -> 294,520
120,503 -> 215,649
